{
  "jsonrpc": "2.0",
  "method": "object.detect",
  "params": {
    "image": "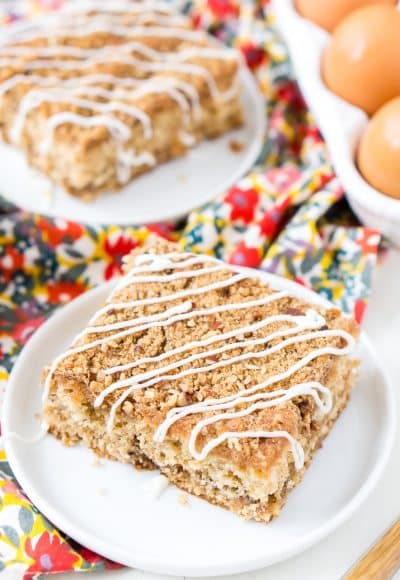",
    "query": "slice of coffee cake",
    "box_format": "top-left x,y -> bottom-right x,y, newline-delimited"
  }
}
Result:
42,239 -> 359,523
0,1 -> 243,198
